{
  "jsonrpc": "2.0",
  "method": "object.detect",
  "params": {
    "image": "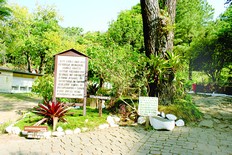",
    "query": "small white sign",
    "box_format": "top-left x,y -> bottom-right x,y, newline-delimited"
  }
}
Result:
138,97 -> 158,116
55,56 -> 86,98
